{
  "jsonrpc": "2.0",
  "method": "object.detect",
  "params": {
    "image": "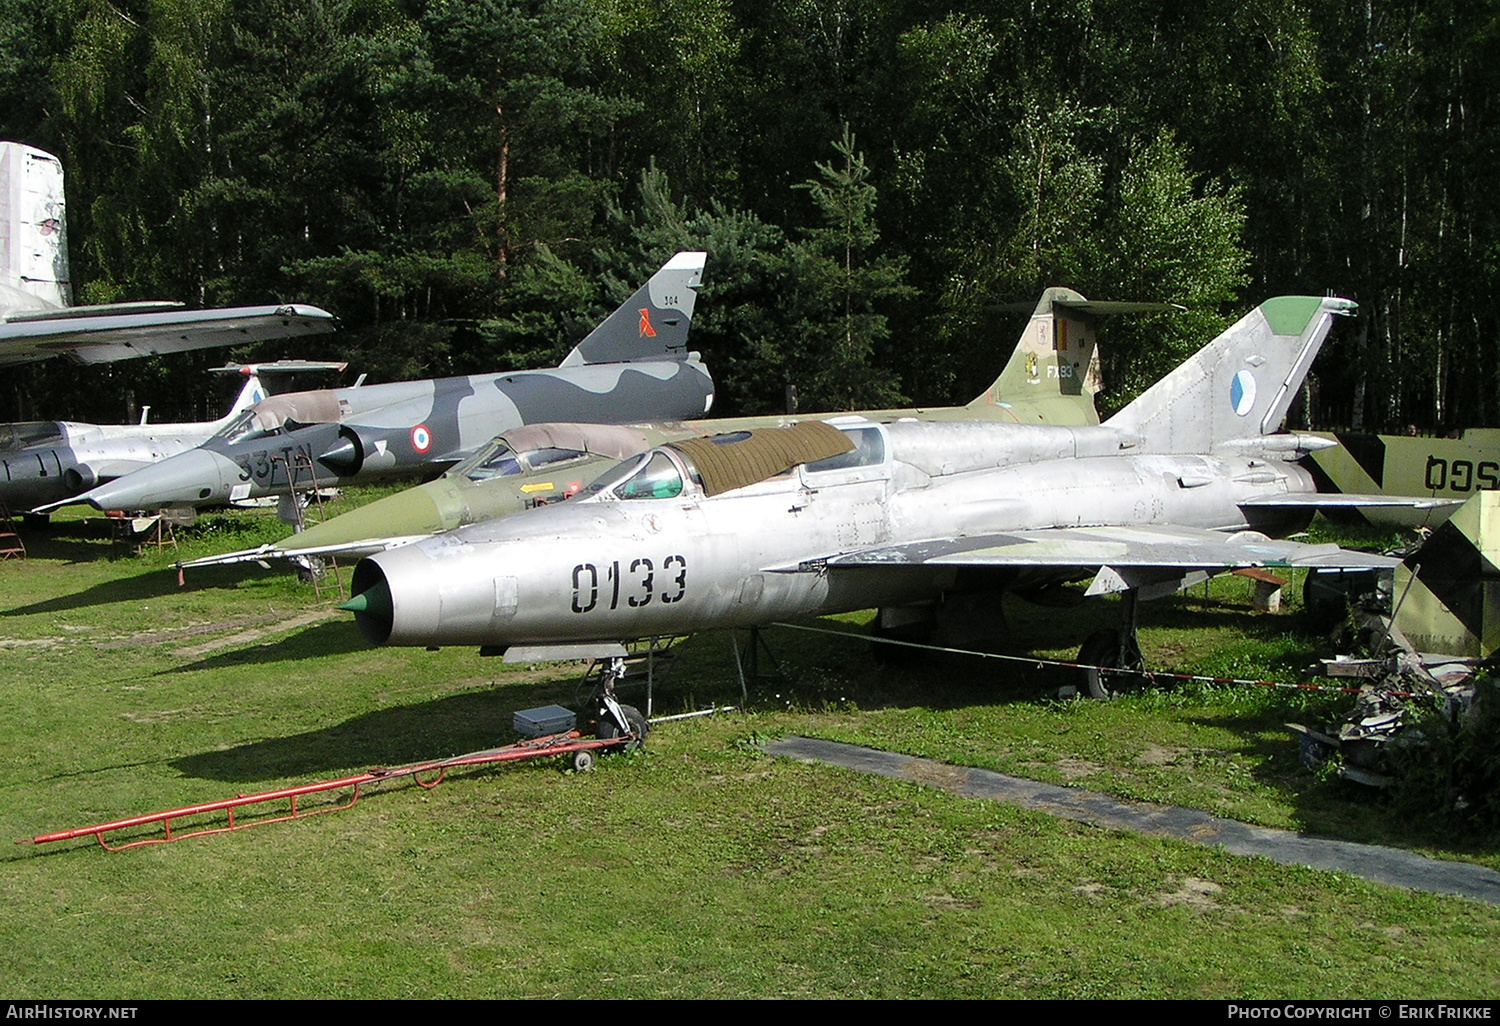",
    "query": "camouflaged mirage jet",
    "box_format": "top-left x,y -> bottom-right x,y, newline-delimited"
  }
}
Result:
37,252 -> 716,515
0,142 -> 335,368
342,296 -> 1408,674
178,288 -> 1166,569
1,361 -> 345,514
